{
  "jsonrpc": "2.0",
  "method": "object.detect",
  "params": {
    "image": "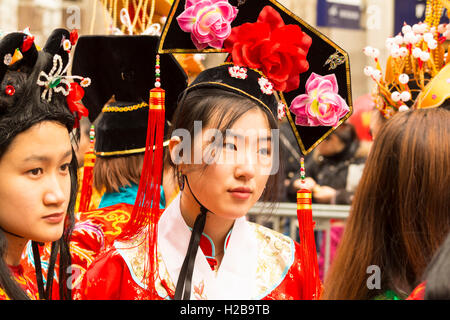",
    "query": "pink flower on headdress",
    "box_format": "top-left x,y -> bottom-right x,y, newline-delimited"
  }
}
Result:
289,73 -> 349,127
177,0 -> 238,50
